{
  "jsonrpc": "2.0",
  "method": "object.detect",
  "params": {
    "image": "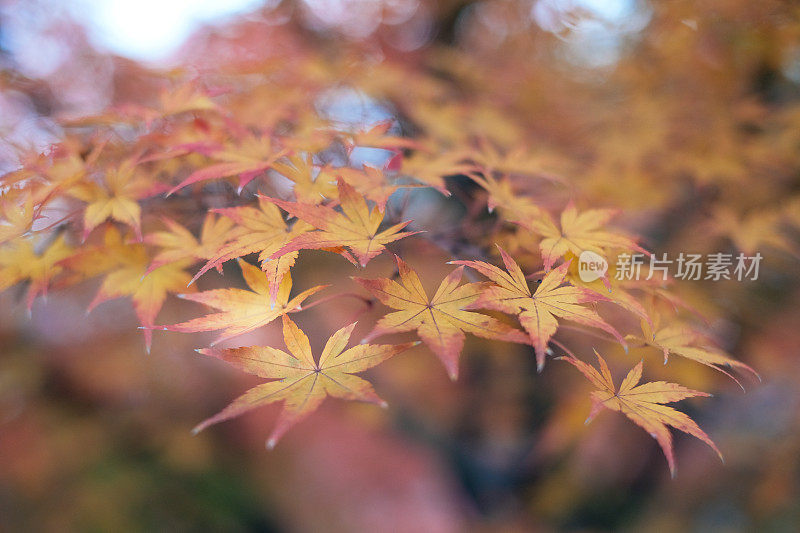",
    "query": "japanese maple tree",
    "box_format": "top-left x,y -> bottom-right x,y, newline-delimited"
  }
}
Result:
2,0 -> 788,487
